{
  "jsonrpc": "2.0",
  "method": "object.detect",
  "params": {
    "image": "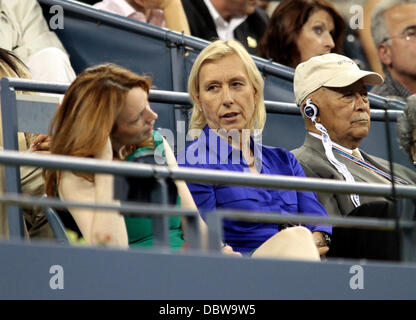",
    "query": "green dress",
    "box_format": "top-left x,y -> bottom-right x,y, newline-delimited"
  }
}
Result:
124,130 -> 185,250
